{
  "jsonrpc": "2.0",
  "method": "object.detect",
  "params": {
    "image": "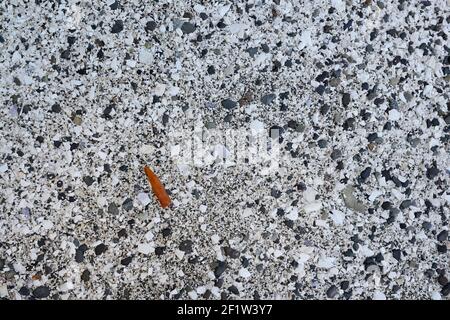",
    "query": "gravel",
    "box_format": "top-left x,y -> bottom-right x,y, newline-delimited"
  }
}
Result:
0,0 -> 448,301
